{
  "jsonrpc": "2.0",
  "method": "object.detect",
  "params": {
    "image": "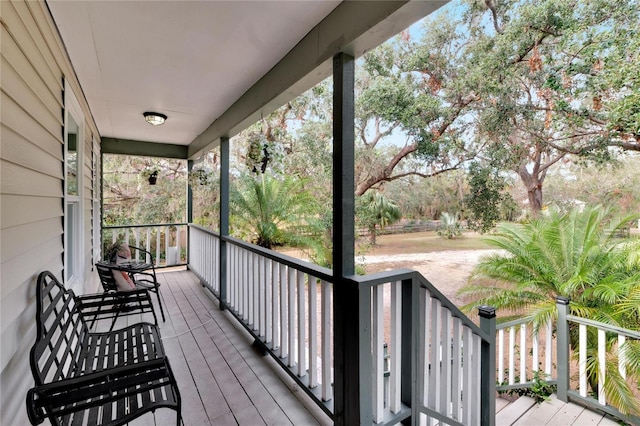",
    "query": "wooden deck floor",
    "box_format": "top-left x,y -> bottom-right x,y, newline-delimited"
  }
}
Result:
496,394 -> 621,426
107,268 -> 331,426
100,268 -> 624,426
